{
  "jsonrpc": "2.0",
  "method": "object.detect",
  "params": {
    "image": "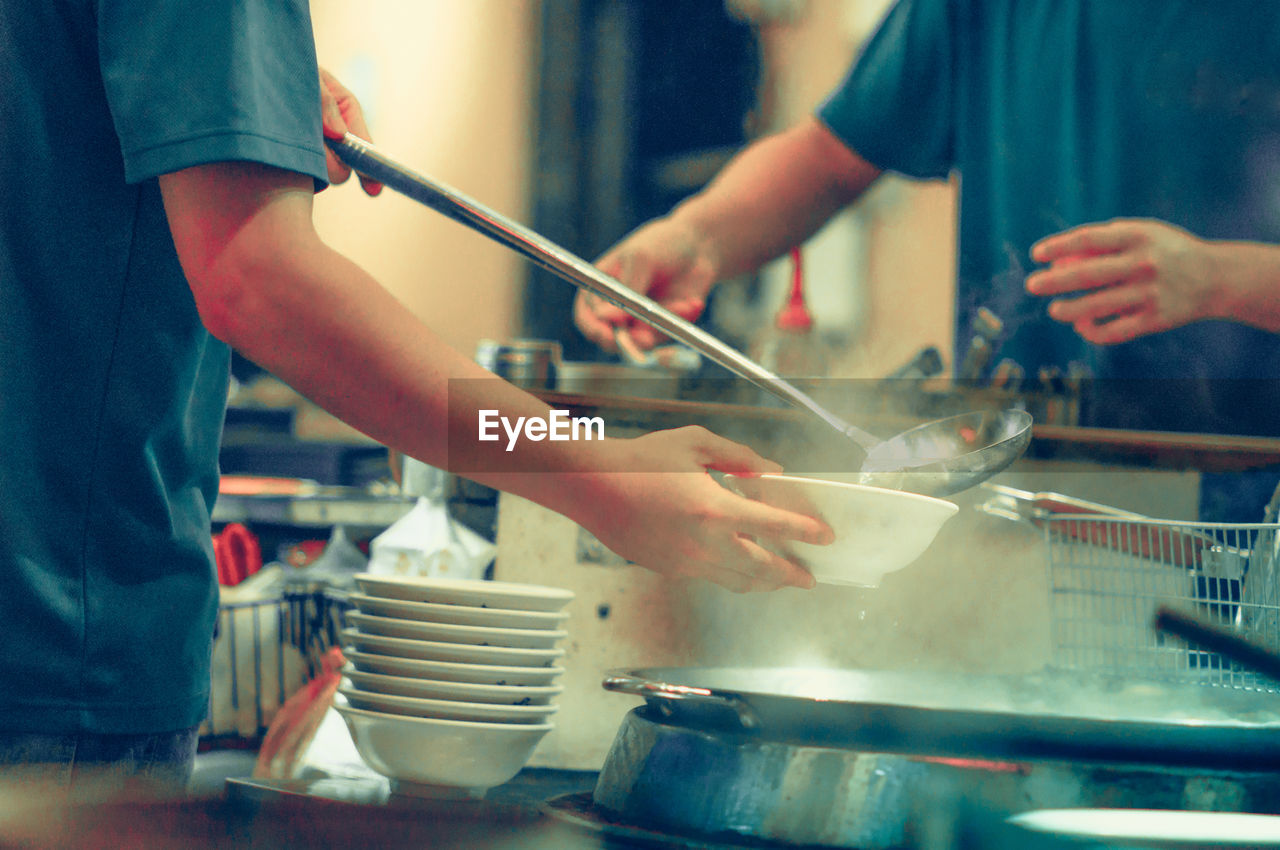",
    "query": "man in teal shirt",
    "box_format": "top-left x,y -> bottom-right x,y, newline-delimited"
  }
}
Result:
576,0 -> 1280,521
0,0 -> 831,793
